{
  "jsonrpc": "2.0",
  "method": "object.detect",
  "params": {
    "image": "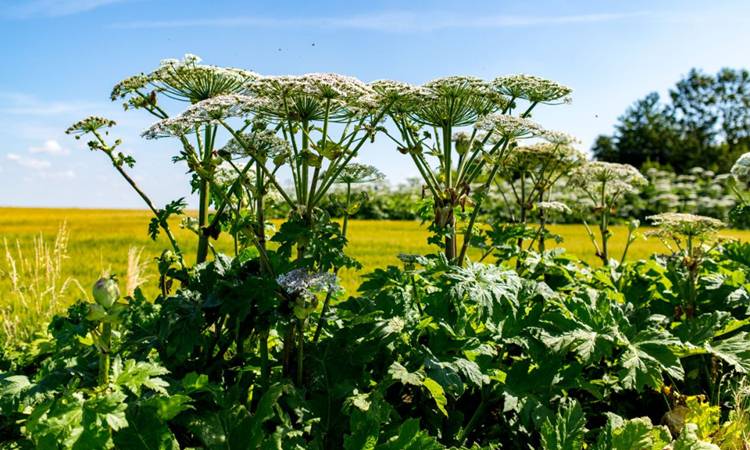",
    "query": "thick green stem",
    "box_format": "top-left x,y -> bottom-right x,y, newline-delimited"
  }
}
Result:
98,322 -> 112,386
296,318 -> 305,386
256,160 -> 266,251
538,190 -> 547,252
196,126 -> 215,264
260,329 -> 270,390
312,183 -> 351,343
